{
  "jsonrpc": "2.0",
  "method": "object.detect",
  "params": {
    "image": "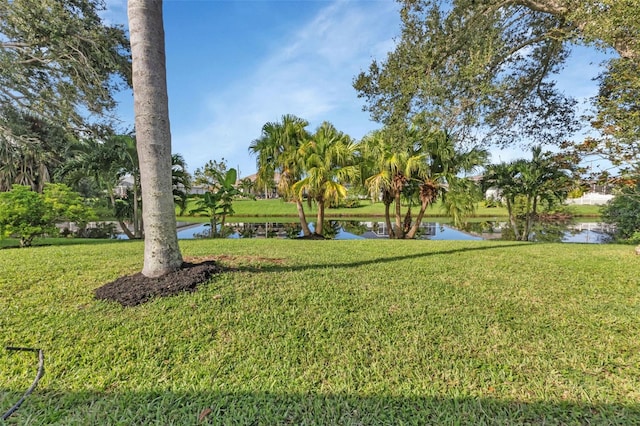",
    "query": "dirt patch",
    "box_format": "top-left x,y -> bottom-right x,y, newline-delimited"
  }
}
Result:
297,233 -> 327,240
94,260 -> 226,307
